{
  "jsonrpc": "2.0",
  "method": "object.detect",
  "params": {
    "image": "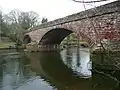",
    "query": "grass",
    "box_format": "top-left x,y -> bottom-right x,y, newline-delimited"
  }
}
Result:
0,42 -> 16,49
